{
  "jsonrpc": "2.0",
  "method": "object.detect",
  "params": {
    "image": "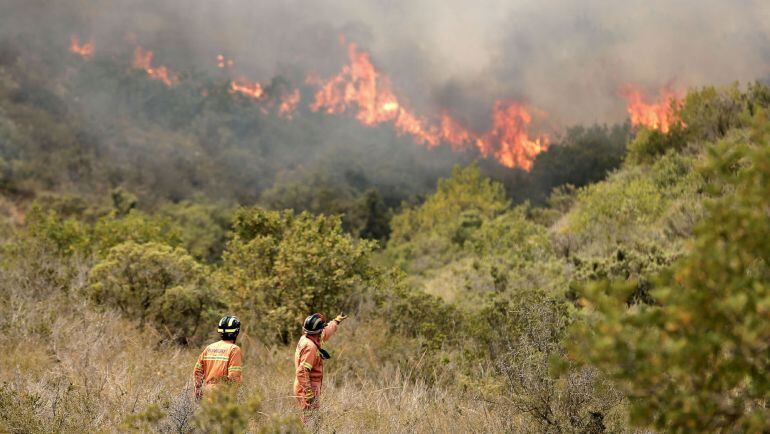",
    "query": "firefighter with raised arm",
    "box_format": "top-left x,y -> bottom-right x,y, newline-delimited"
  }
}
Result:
294,312 -> 347,416
193,315 -> 243,400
